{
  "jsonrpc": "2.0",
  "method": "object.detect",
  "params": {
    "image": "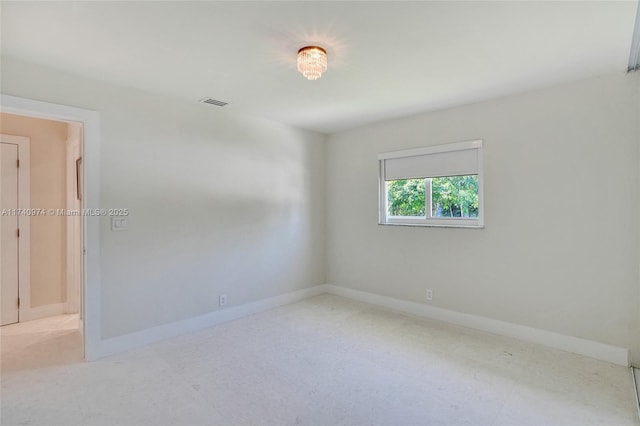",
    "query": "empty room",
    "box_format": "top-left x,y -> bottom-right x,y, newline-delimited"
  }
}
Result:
1,1 -> 639,425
